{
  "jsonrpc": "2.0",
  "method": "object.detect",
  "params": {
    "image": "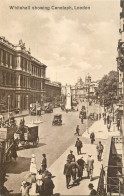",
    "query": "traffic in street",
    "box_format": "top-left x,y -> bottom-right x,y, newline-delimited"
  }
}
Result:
5,102 -> 99,193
